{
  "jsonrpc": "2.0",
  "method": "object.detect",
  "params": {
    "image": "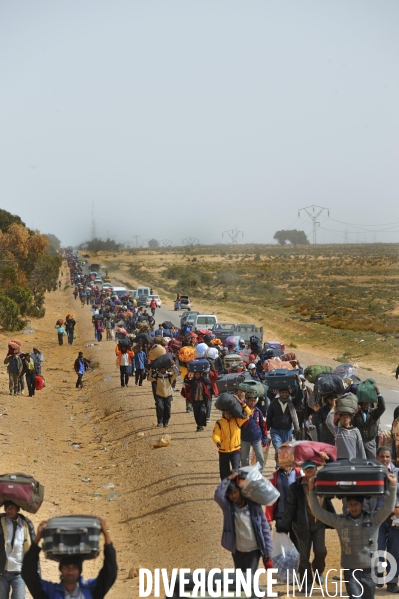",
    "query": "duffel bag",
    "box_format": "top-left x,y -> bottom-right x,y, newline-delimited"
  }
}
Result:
314,373 -> 344,398
356,378 -> 378,404
216,373 -> 246,394
237,465 -> 280,506
0,473 -> 44,514
152,353 -> 174,370
187,359 -> 210,373
238,379 -> 265,398
304,365 -> 333,383
335,392 -> 358,414
43,515 -> 101,561
315,458 -> 388,497
215,393 -> 246,418
117,338 -> 131,349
